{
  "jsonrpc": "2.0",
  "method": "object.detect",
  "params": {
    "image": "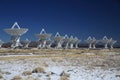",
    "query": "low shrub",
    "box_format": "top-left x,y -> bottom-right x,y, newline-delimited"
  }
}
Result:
32,67 -> 45,73
60,71 -> 69,77
25,76 -> 40,80
60,75 -> 69,80
22,71 -> 32,76
12,75 -> 22,80
0,73 -> 3,79
60,71 -> 69,80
